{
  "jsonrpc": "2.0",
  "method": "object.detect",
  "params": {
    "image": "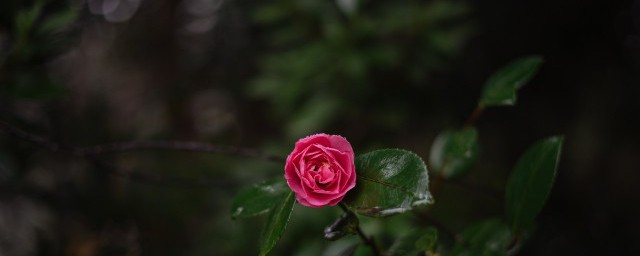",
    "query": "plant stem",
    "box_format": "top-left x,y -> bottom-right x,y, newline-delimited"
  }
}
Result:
0,120 -> 285,162
463,105 -> 485,127
506,232 -> 522,255
0,120 -> 283,187
74,140 -> 286,162
338,203 -> 381,256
